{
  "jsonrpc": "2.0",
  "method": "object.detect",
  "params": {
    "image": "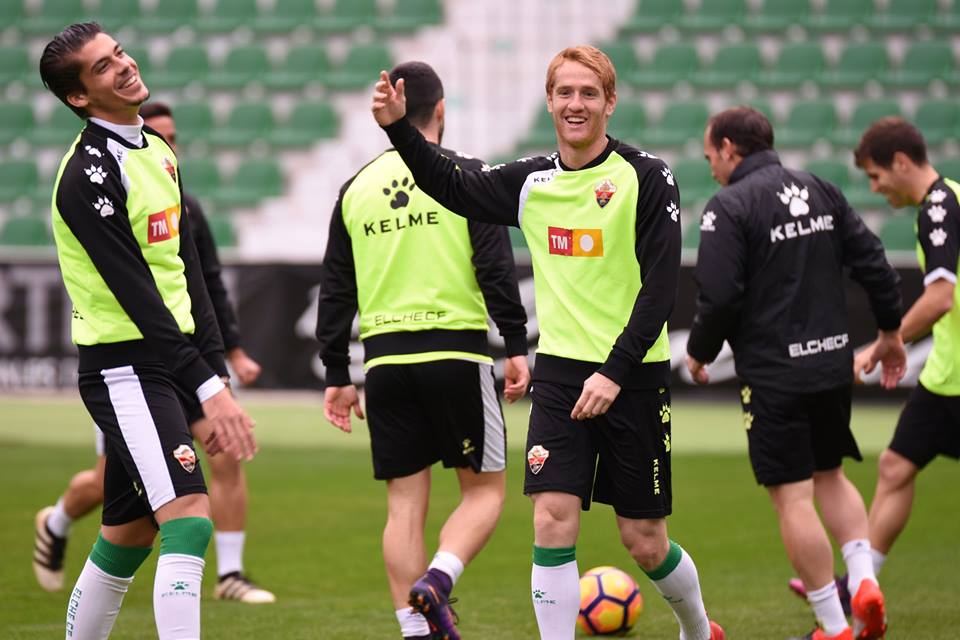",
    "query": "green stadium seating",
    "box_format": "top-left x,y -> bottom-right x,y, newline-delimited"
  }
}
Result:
251,0 -> 318,34
882,41 -> 954,88
691,43 -> 761,88
916,100 -> 959,146
325,43 -> 393,92
672,159 -> 715,209
820,42 -> 889,88
375,0 -> 443,33
682,220 -> 701,249
738,99 -> 774,121
866,0 -> 936,32
832,99 -> 902,147
314,0 -> 377,34
879,215 -> 916,251
137,0 -> 198,34
269,102 -> 340,148
629,43 -> 699,89
148,45 -> 209,90
122,45 -> 152,77
804,160 -> 851,190
207,216 -> 237,247
0,216 -> 52,246
936,159 -> 960,182
206,45 -> 270,90
179,157 -> 222,200
744,0 -> 811,33
0,0 -> 26,28
642,101 -> 709,148
20,0 -> 86,37
264,44 -> 330,91
756,42 -> 825,88
508,227 -> 528,250
805,0 -> 872,33
677,0 -> 746,32
208,103 -> 275,148
619,0 -> 683,34
215,159 -> 285,208
0,103 -> 35,146
777,99 -> 837,148
89,0 -> 142,32
599,41 -> 639,79
0,47 -> 30,88
196,0 -> 259,34
172,102 -> 214,144
29,108 -> 83,148
847,173 -> 890,211
0,161 -> 39,203
607,101 -> 646,142
517,110 -> 556,153
931,4 -> 960,35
